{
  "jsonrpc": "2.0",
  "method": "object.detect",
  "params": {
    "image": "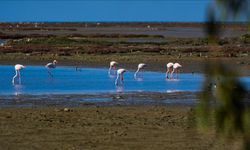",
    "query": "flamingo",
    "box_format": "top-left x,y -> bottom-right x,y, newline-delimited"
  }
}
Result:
115,69 -> 126,86
171,63 -> 182,79
45,60 -> 58,77
134,63 -> 146,78
12,64 -> 25,84
166,62 -> 174,79
109,61 -> 118,75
